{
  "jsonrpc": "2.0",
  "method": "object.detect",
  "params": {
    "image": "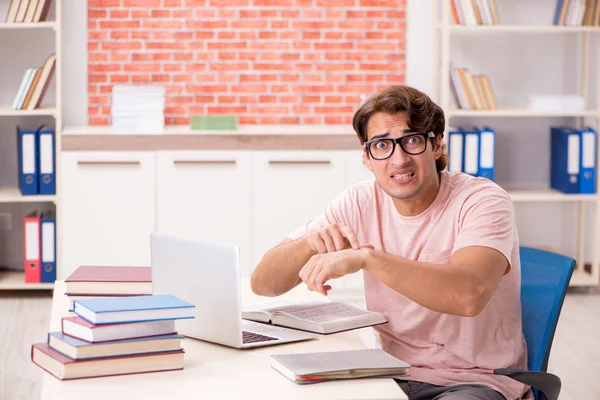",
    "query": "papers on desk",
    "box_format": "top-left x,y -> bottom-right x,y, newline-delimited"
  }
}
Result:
31,294 -> 194,380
